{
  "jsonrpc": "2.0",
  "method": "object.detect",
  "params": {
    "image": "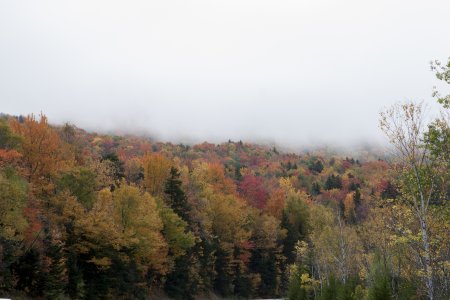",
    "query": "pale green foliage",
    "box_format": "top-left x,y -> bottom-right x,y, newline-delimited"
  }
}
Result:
0,119 -> 22,149
112,184 -> 168,272
0,169 -> 28,241
158,202 -> 195,259
431,57 -> 450,108
309,205 -> 363,284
